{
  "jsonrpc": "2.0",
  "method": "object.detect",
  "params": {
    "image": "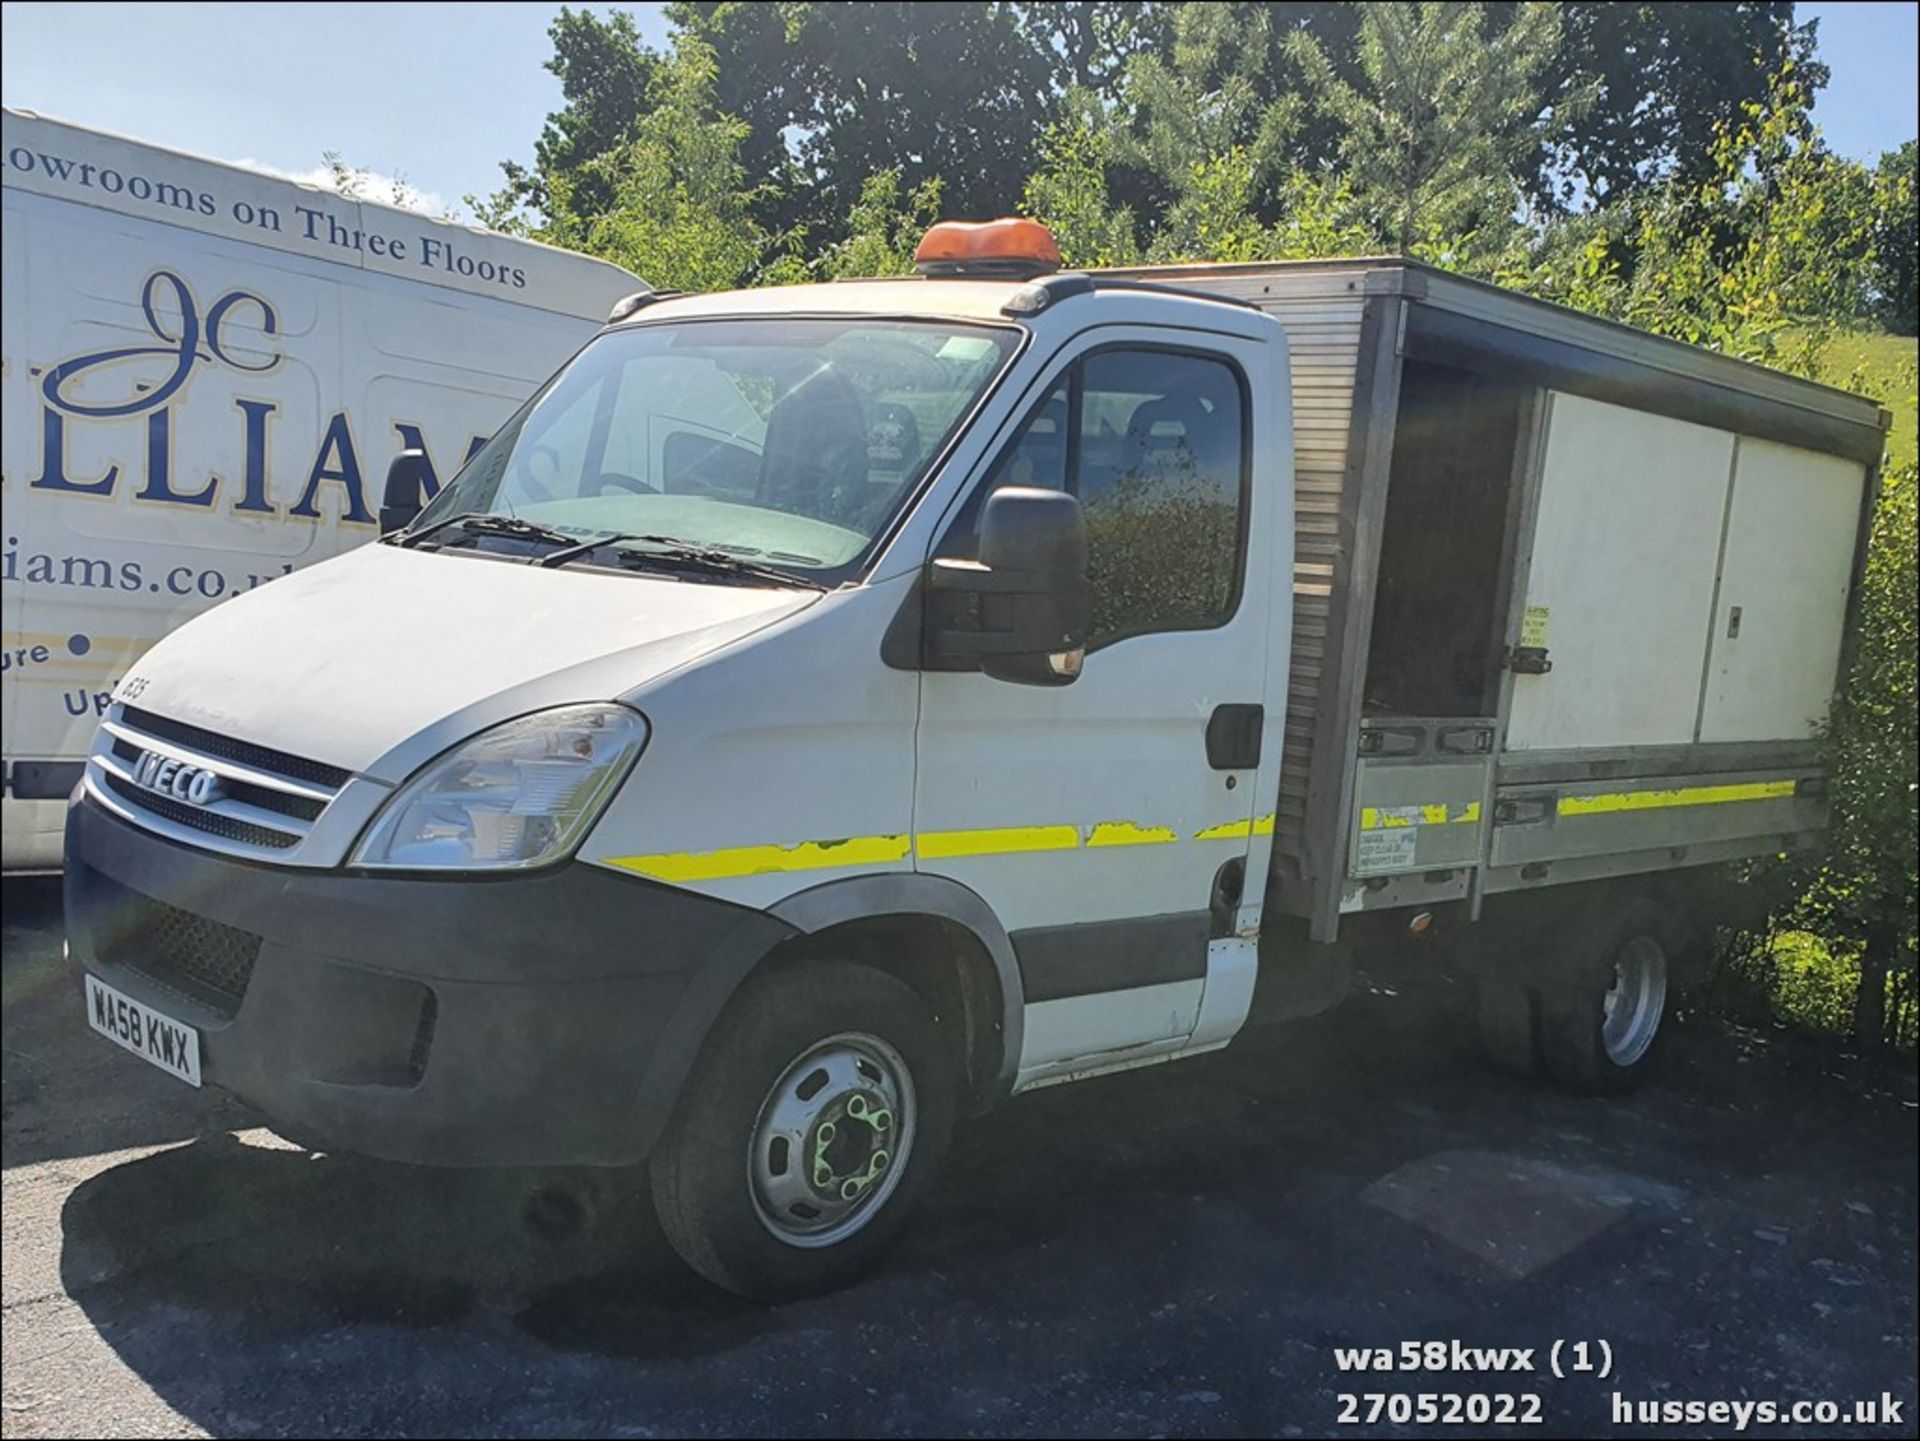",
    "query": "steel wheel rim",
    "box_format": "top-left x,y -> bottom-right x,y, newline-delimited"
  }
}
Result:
748,1031 -> 916,1249
1601,935 -> 1667,1068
